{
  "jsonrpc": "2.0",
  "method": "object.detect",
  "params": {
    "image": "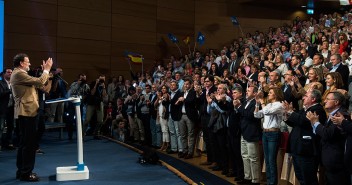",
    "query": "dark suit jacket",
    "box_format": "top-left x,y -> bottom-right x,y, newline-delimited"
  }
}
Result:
307,46 -> 318,58
238,99 -> 262,142
218,62 -> 229,76
199,86 -> 217,116
0,79 -> 11,115
315,108 -> 347,171
248,71 -> 258,83
340,119 -> 352,174
229,59 -> 240,75
182,89 -> 199,122
228,98 -> 245,137
169,90 -> 183,121
335,64 -> 350,90
289,65 -> 306,87
285,104 -> 327,156
281,83 -> 299,111
148,93 -> 158,119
